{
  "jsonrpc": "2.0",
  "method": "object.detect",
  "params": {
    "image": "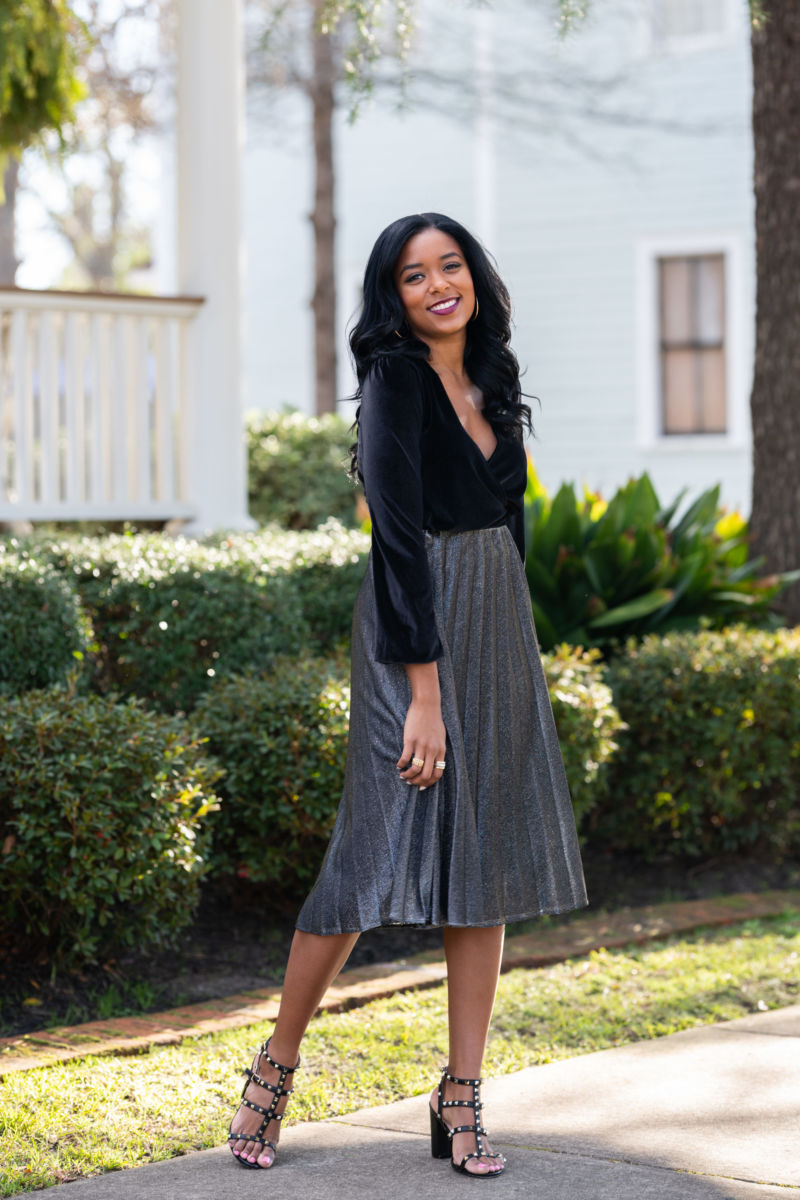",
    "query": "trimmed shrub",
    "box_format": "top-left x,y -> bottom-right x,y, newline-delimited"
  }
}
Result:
0,549 -> 91,696
543,645 -> 624,830
203,521 -> 369,654
194,655 -> 351,894
246,407 -> 362,530
279,525 -> 368,652
8,523 -> 370,709
524,465 -> 790,651
0,687 -> 222,964
96,566 -> 306,713
599,626 -> 800,859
